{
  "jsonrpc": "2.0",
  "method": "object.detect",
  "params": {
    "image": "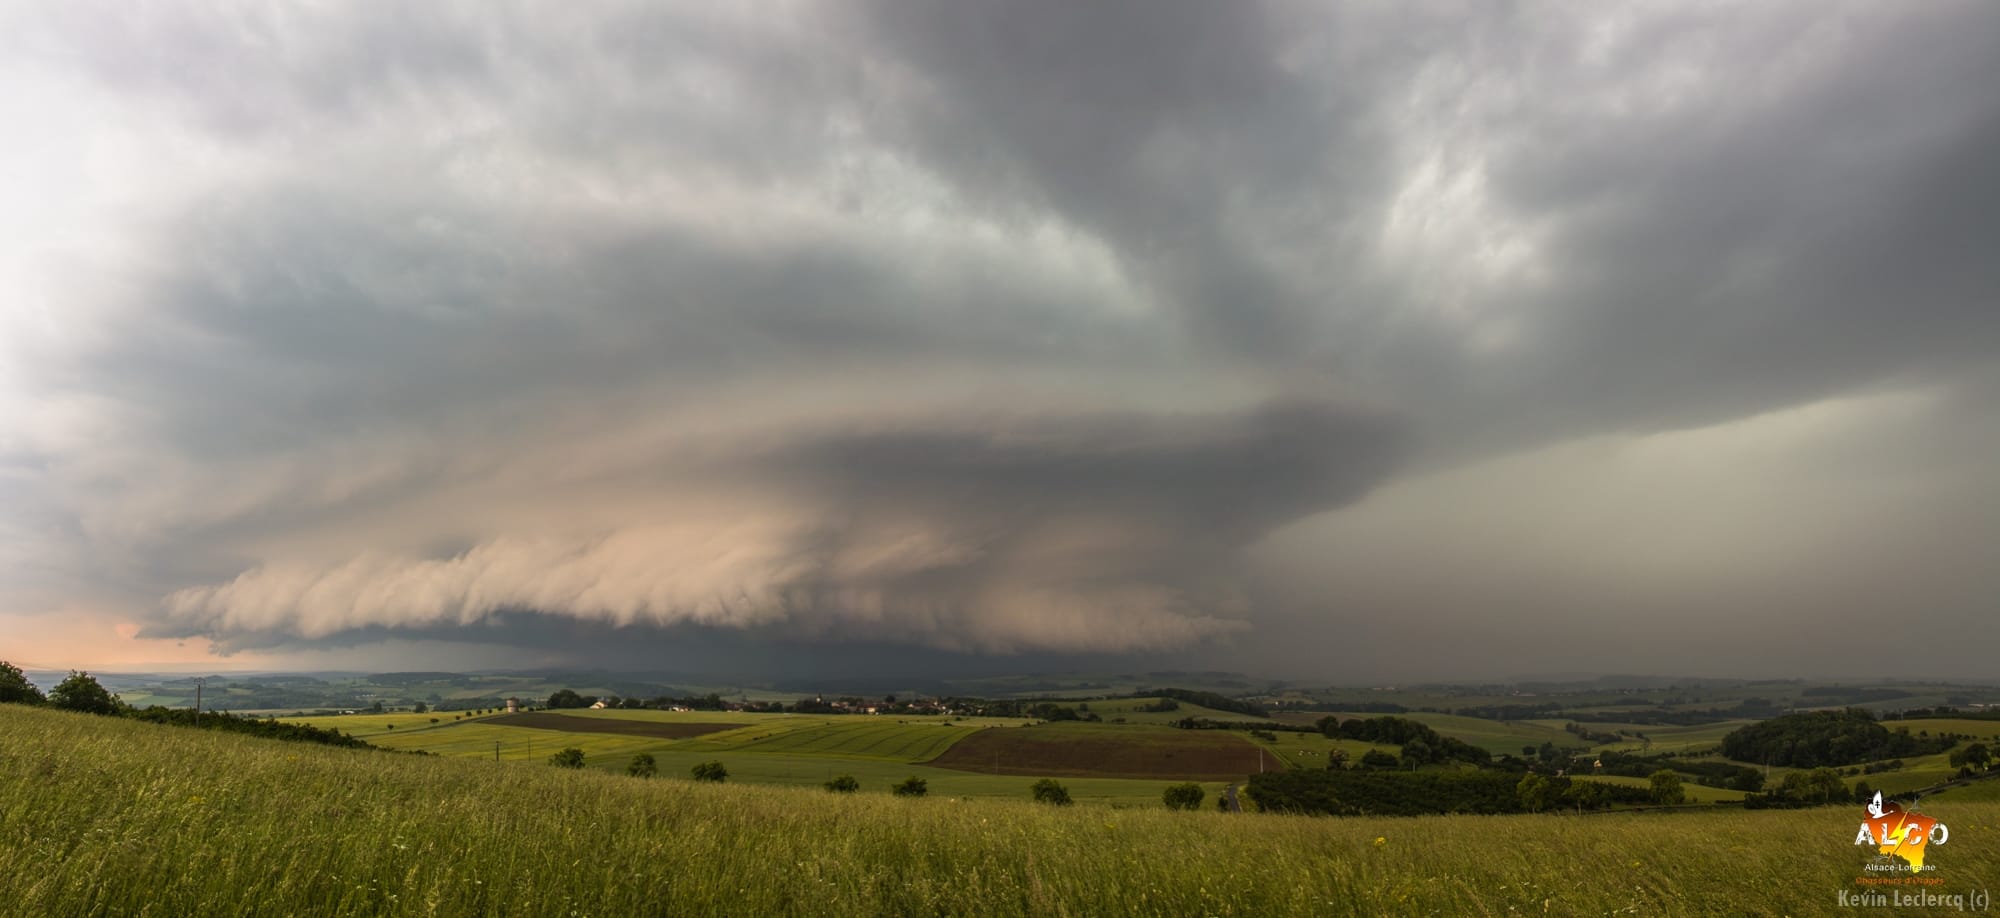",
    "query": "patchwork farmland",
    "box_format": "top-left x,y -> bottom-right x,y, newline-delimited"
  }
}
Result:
9,703 -> 2000,917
